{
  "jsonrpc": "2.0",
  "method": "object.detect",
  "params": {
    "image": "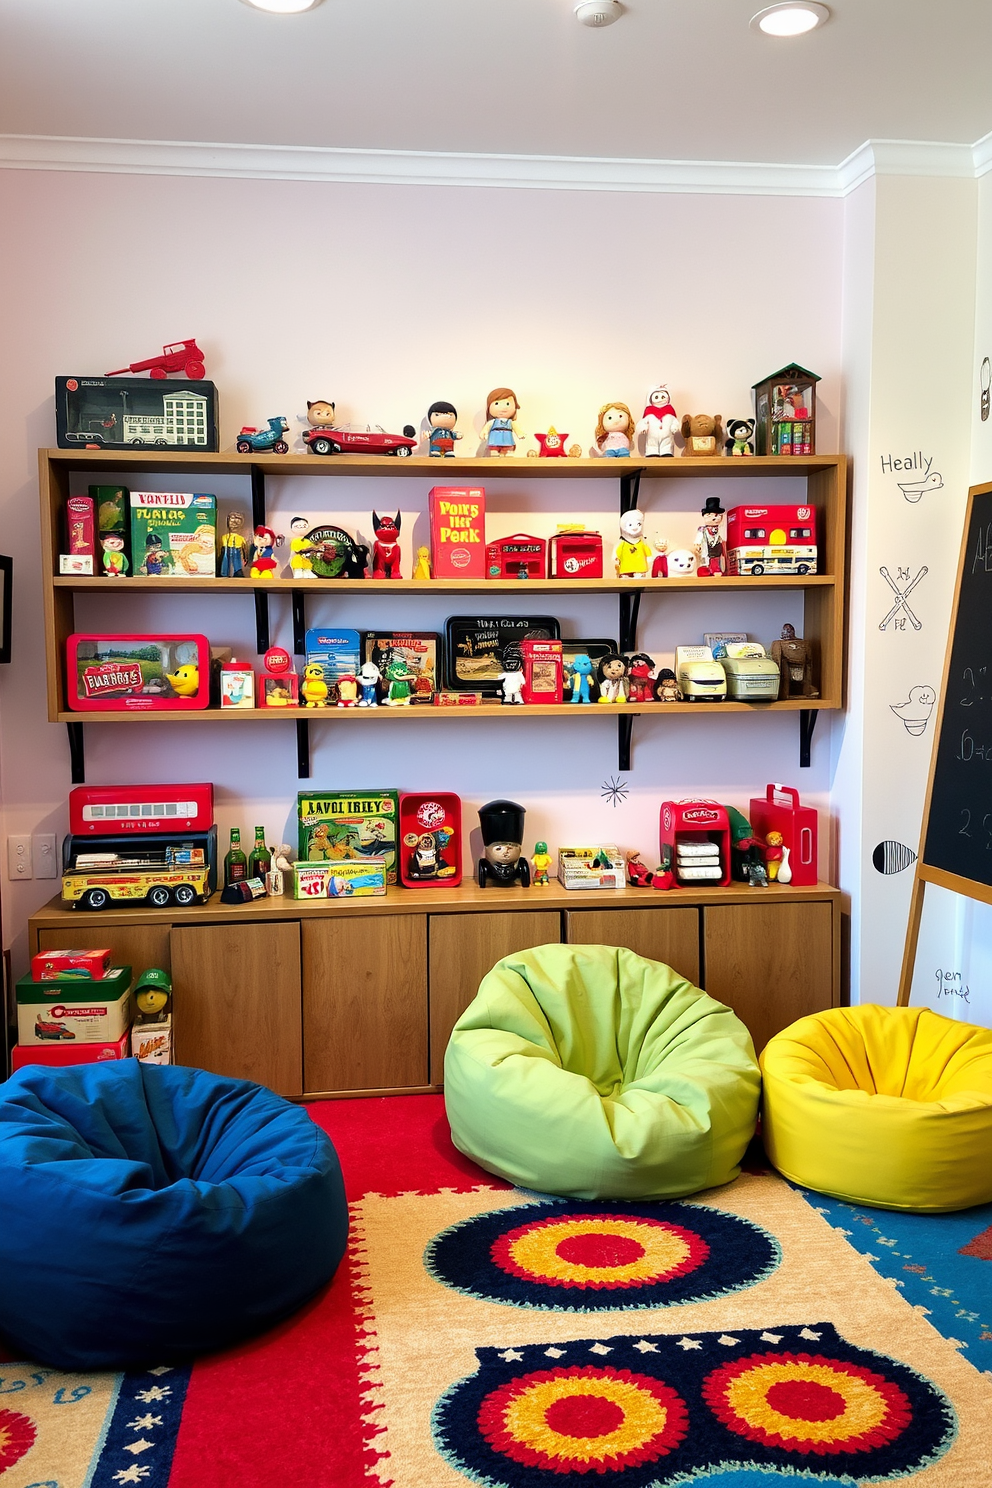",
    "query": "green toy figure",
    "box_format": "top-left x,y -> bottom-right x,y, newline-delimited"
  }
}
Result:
384,656 -> 413,707
532,841 -> 552,885
100,532 -> 128,577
